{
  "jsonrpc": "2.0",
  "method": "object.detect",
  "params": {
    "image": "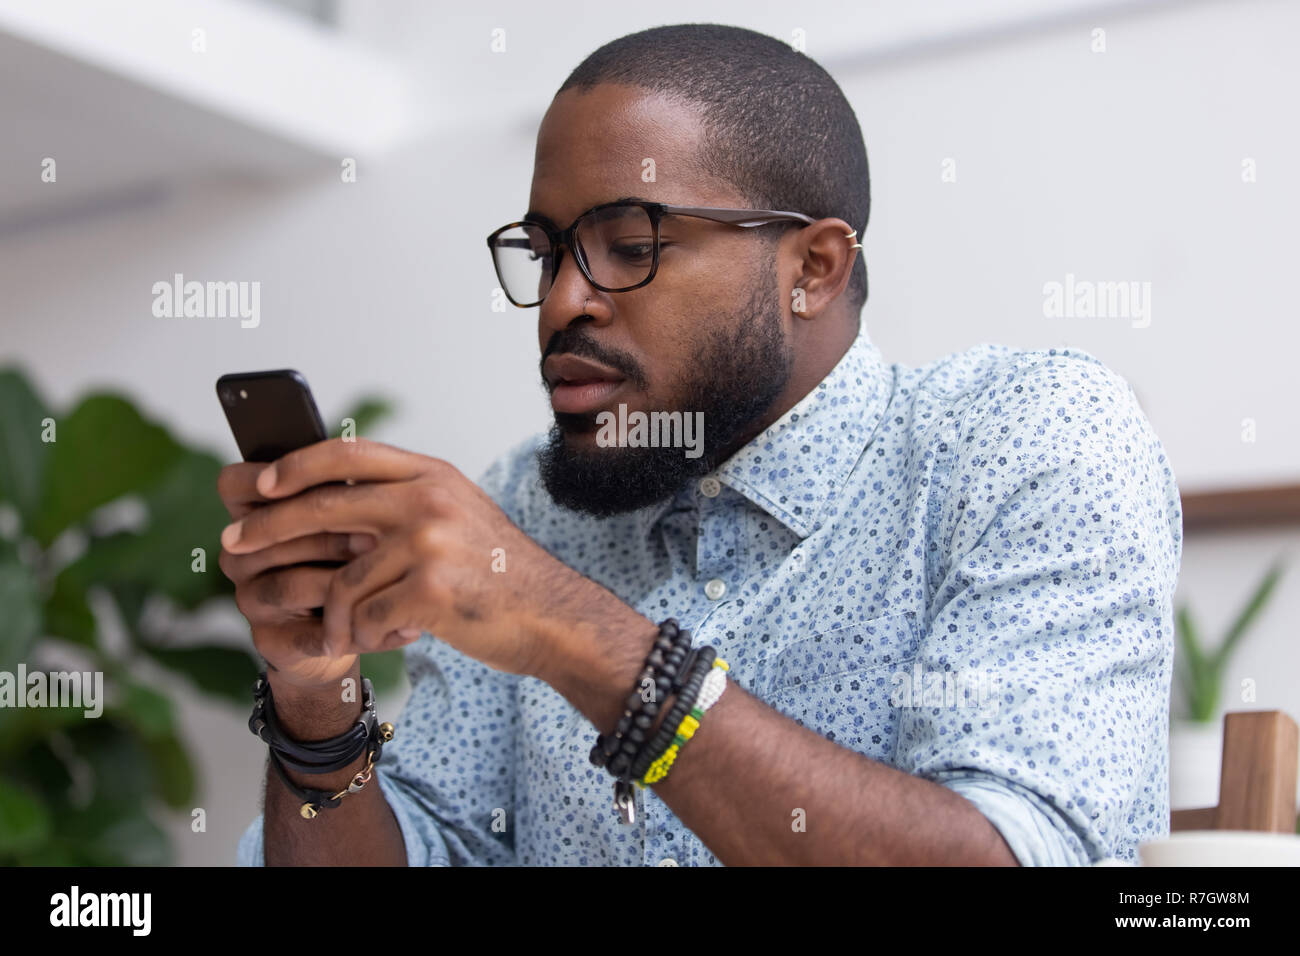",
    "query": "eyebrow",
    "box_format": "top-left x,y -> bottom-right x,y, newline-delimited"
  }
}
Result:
524,195 -> 654,227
